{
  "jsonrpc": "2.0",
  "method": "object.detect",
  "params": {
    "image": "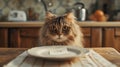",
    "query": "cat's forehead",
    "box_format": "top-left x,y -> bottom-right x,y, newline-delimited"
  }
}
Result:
51,16 -> 70,25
